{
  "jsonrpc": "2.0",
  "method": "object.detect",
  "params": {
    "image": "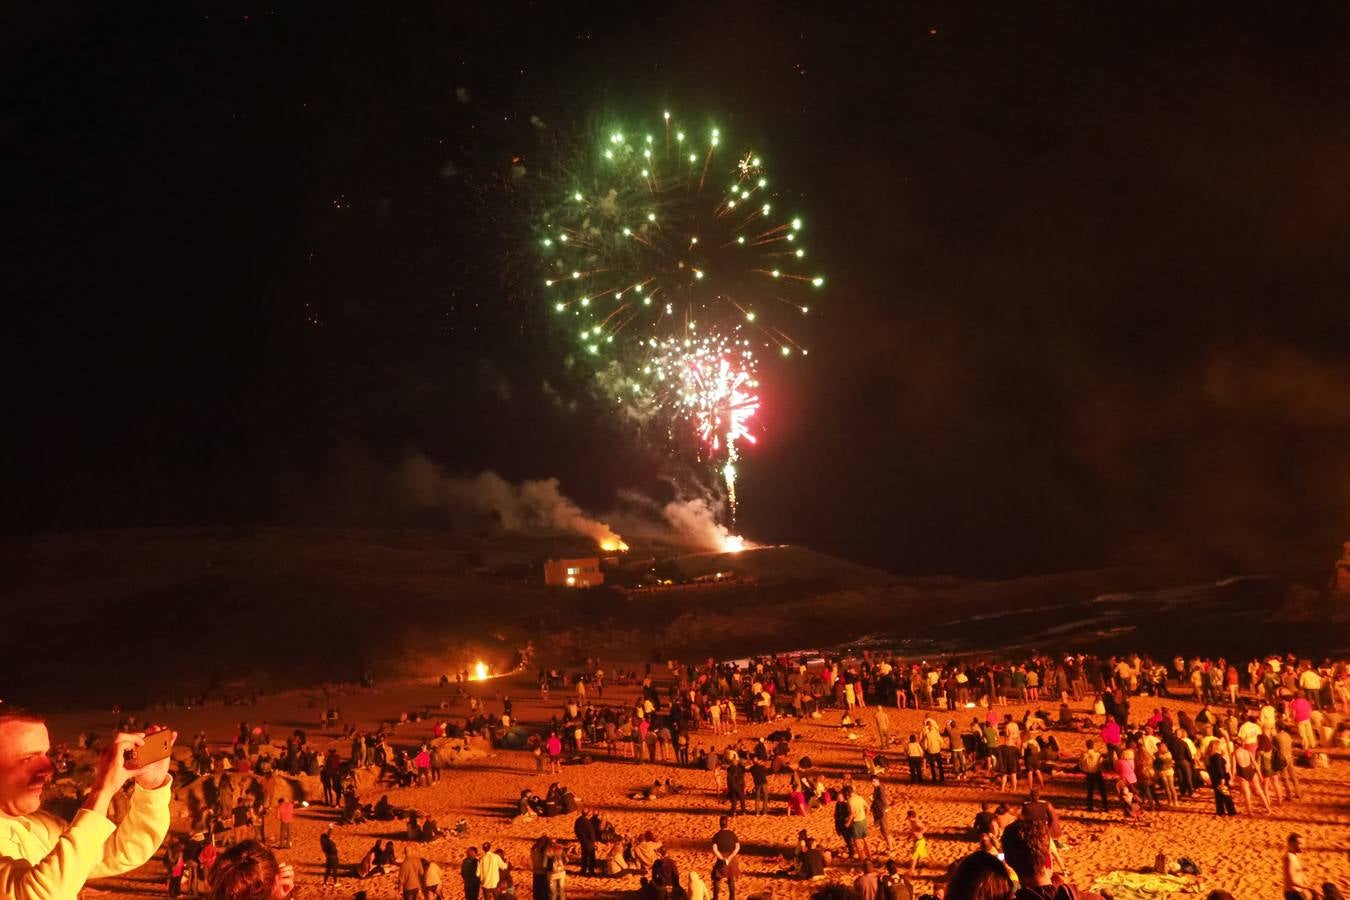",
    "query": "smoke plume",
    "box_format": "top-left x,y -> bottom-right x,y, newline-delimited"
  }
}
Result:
392,454 -> 625,549
660,497 -> 745,551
